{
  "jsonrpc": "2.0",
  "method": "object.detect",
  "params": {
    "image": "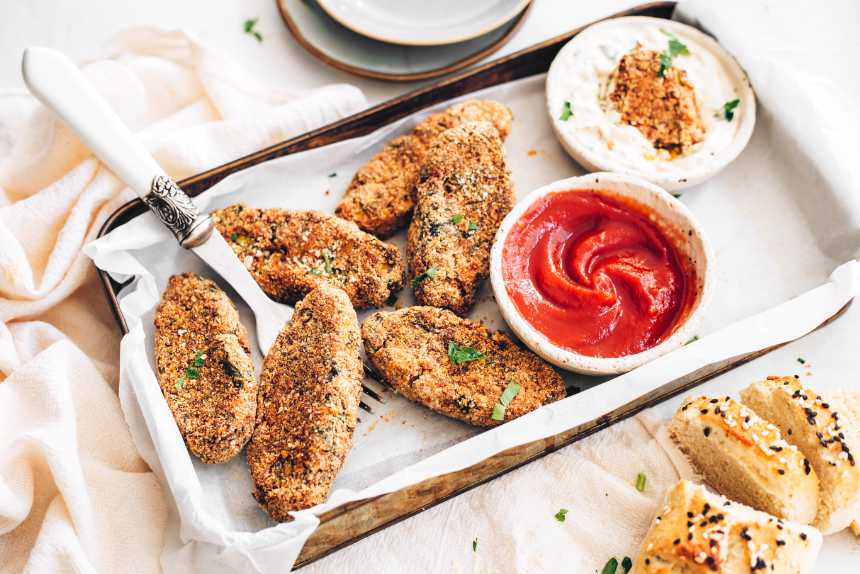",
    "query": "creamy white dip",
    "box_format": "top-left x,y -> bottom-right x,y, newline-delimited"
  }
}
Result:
547,17 -> 755,189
